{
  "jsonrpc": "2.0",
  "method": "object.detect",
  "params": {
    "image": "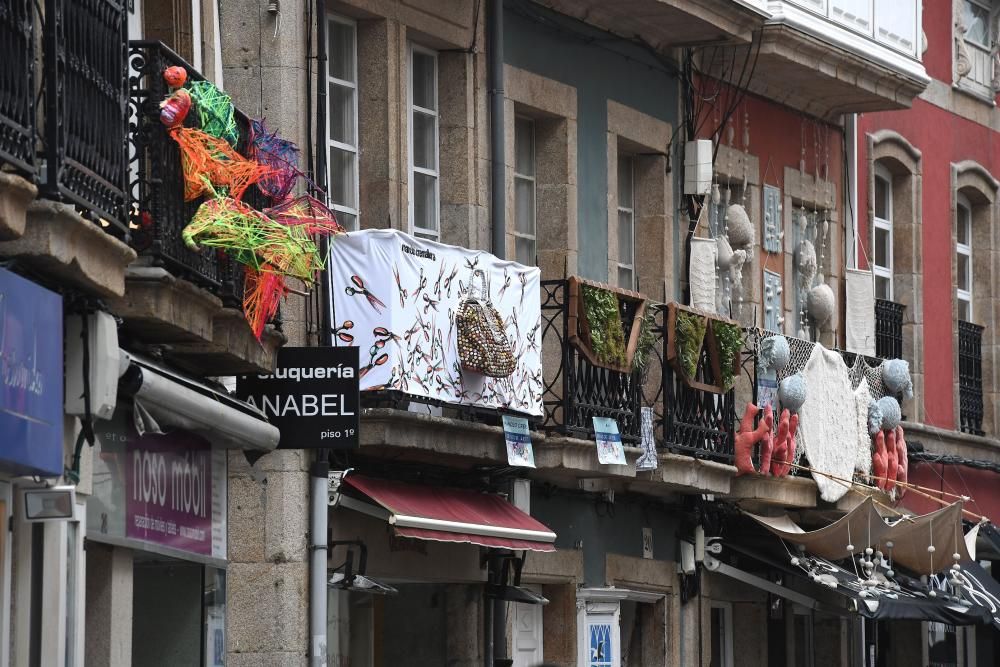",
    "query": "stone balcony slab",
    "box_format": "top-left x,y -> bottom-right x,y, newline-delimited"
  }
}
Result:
109,266 -> 221,344
726,474 -> 818,510
0,199 -> 136,298
0,172 -> 37,241
109,266 -> 284,376
168,308 -> 285,376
